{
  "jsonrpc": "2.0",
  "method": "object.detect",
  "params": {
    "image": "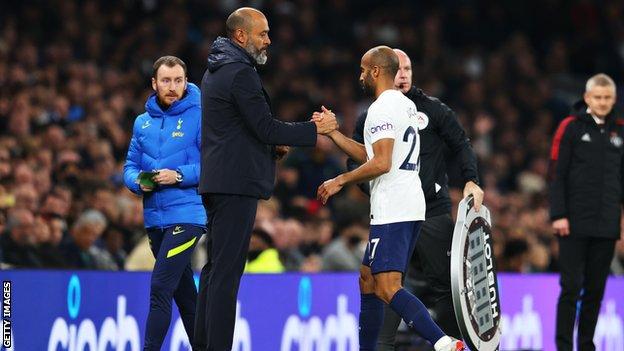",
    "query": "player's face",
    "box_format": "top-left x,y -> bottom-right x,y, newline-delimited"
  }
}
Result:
244,15 -> 271,65
359,59 -> 375,96
584,85 -> 616,118
151,64 -> 187,107
394,52 -> 412,93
